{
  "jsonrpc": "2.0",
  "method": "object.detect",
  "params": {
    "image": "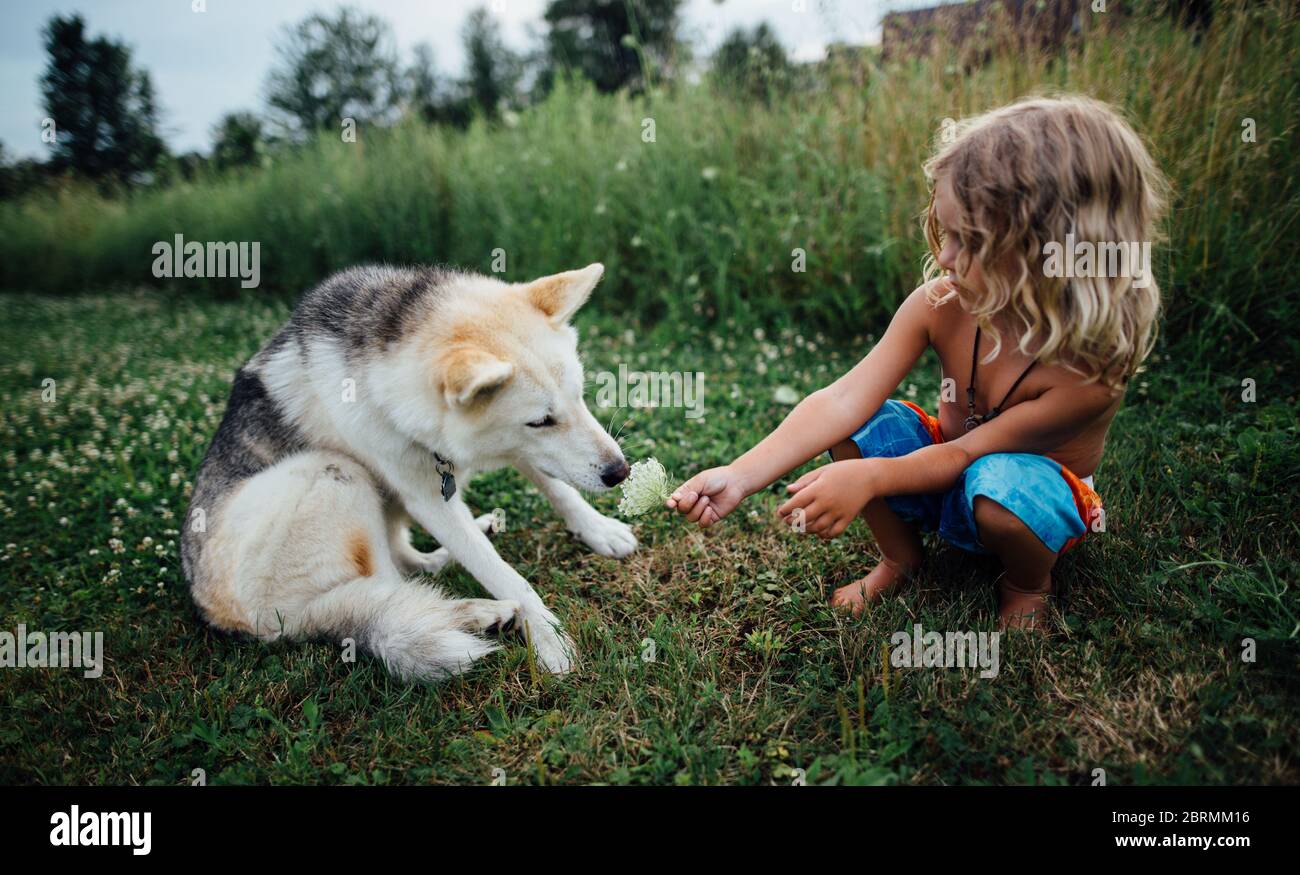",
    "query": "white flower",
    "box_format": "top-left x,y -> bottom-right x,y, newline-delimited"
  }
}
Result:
773,385 -> 801,405
618,458 -> 672,517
